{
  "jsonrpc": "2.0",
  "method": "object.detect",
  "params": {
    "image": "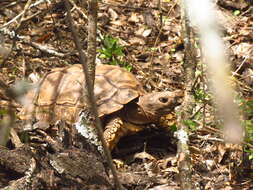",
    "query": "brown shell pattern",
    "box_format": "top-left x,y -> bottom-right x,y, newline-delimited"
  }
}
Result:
23,64 -> 145,124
